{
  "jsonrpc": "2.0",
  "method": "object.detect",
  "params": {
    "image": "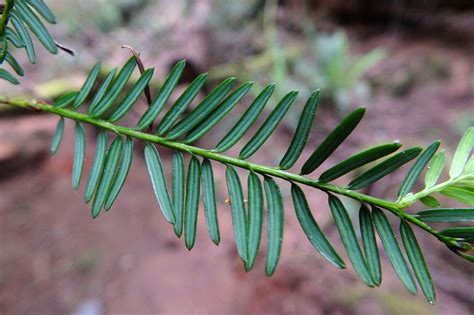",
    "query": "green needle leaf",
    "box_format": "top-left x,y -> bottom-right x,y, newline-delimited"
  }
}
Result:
359,204 -> 381,286
348,147 -> 422,190
156,73 -> 208,136
105,136 -> 134,210
439,227 -> 474,243
172,151 -> 185,238
109,68 -> 155,122
73,62 -> 102,109
319,142 -> 402,182
53,91 -> 78,108
26,0 -> 57,24
239,91 -> 298,160
5,27 -> 25,48
10,13 -> 36,64
419,196 -> 442,208
398,141 -> 440,198
424,151 -> 446,188
91,57 -> 137,117
183,81 -> 254,144
88,68 -> 118,114
184,156 -> 201,250
279,90 -> 320,170
91,136 -> 123,218
416,208 -> 474,222
5,52 -> 24,76
226,165 -> 248,264
144,143 -> 176,224
372,207 -> 417,294
14,2 -> 58,54
301,108 -> 365,175
449,127 -> 474,178
328,195 -> 374,287
72,122 -> 86,191
264,176 -> 284,276
400,221 -> 436,304
50,117 -> 64,155
84,132 -> 107,203
246,171 -> 263,271
440,186 -> 474,206
166,77 -> 237,139
215,83 -> 275,152
291,184 -> 345,269
136,60 -> 186,130
202,159 -> 220,245
0,69 -> 19,84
